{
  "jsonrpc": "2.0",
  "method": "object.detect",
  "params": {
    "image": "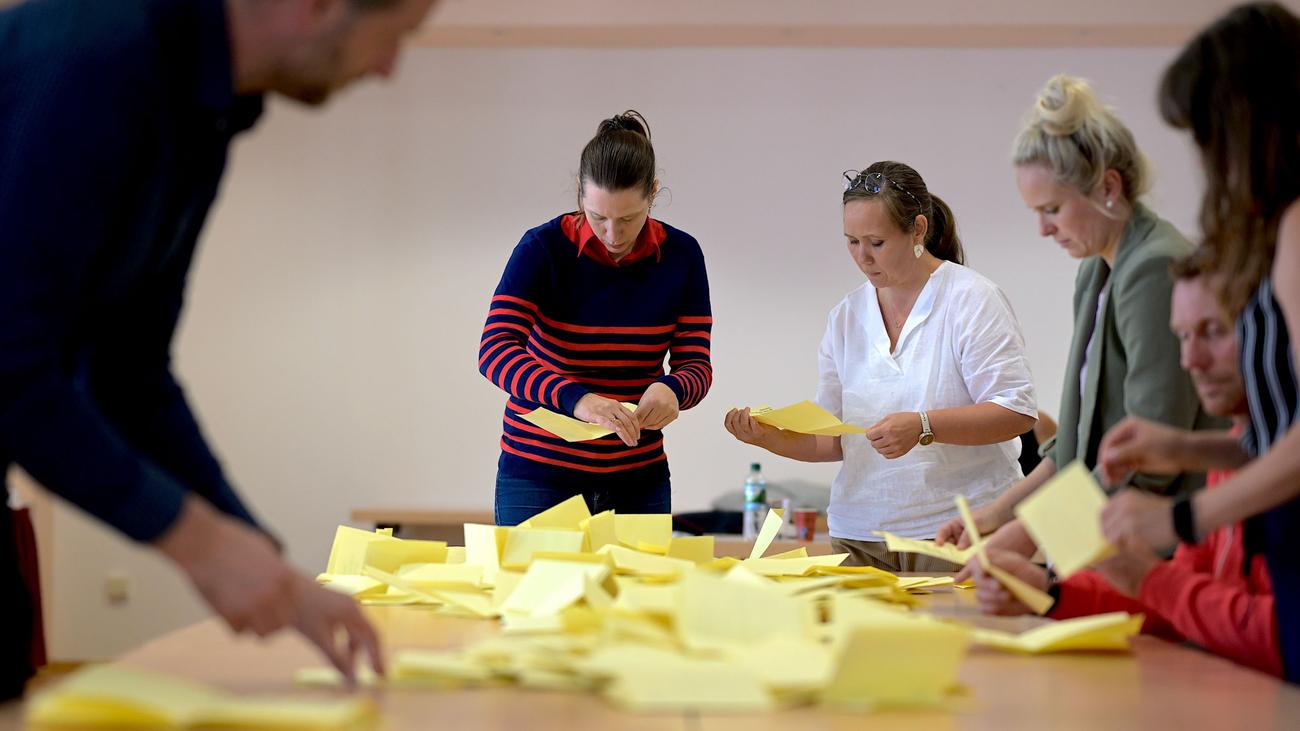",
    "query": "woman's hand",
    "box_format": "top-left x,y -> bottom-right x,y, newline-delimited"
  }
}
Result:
867,412 -> 923,459
574,393 -> 640,446
724,407 -> 781,447
636,382 -> 680,431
